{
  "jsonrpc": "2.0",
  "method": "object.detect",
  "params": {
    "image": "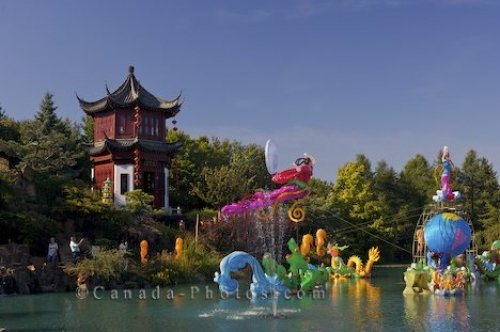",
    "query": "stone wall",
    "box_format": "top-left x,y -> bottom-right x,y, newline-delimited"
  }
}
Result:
0,243 -> 73,295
